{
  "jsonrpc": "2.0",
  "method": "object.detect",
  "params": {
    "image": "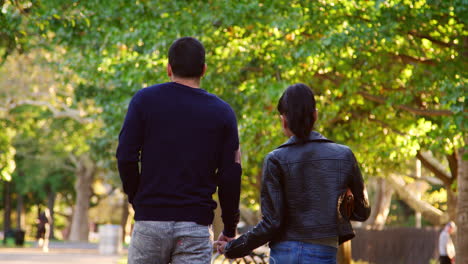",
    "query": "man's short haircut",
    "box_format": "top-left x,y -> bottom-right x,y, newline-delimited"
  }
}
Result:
168,37 -> 205,78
